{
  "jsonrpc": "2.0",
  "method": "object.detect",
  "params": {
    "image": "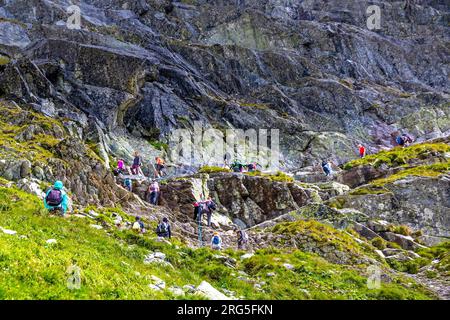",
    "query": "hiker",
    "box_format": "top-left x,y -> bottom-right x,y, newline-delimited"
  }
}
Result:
237,229 -> 249,250
131,151 -> 142,175
154,157 -> 166,178
148,180 -> 160,205
231,160 -> 244,173
246,162 -> 258,172
224,152 -> 231,168
44,181 -> 69,216
156,217 -> 171,238
113,159 -> 126,176
124,178 -> 132,192
396,135 -> 406,147
358,145 -> 366,158
402,133 -> 414,146
193,201 -> 201,221
321,160 -> 333,177
211,232 -> 222,250
204,197 -> 217,227
132,216 -> 146,233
